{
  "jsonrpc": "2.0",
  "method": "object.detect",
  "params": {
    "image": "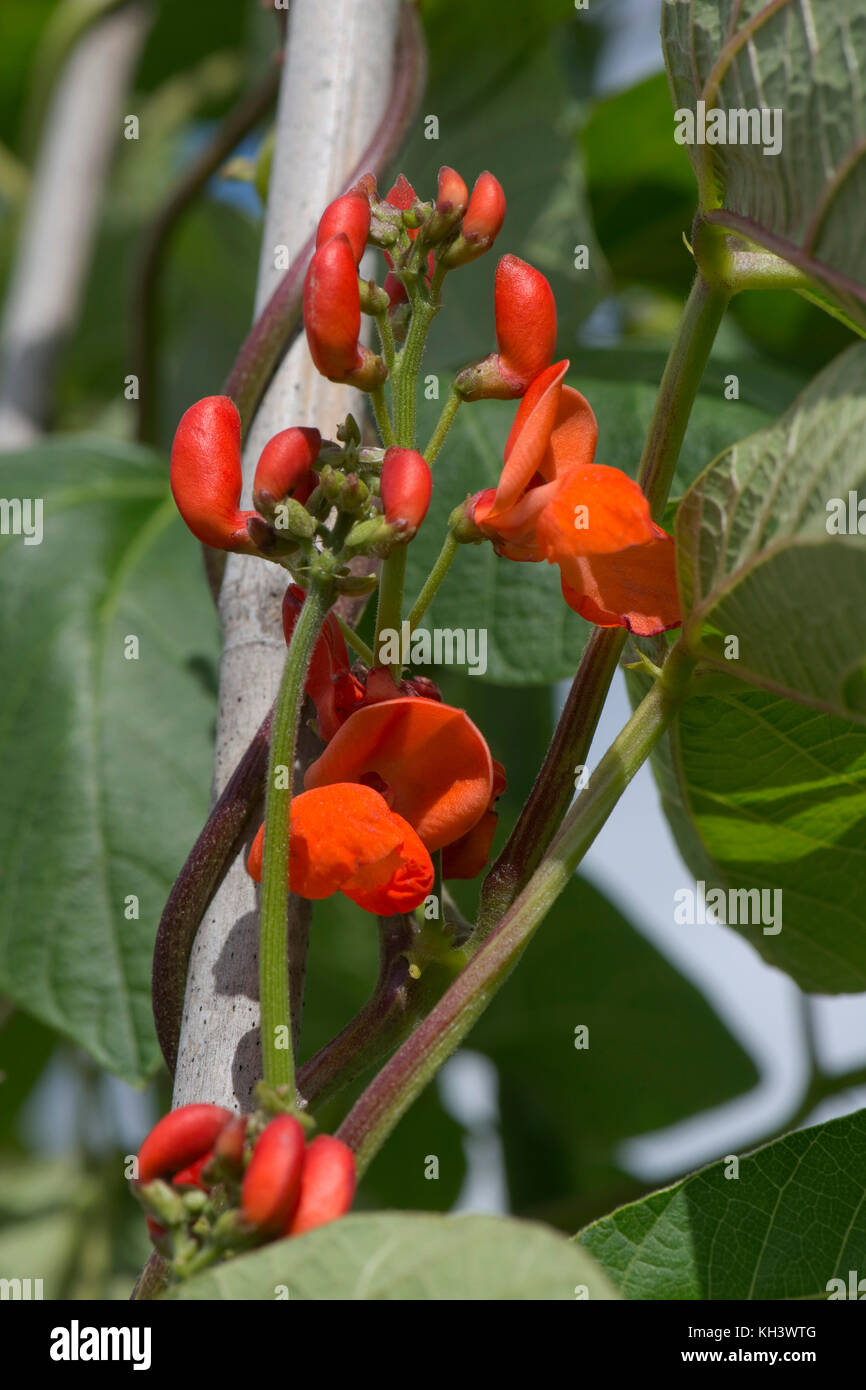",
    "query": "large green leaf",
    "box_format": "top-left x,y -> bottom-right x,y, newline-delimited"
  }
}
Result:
633,680 -> 866,994
579,1108 -> 866,1300
473,874 -> 758,1230
677,342 -> 866,721
0,438 -> 220,1082
405,375 -> 772,684
662,0 -> 866,328
168,1210 -> 620,1300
